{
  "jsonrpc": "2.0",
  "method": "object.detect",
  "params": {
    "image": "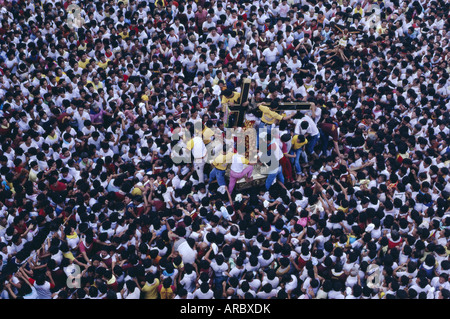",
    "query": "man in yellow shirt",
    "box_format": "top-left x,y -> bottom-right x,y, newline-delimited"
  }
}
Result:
257,101 -> 296,148
209,145 -> 234,187
97,55 -> 110,69
353,2 -> 363,16
376,20 -> 388,36
140,273 -> 160,299
290,134 -> 308,177
221,89 -> 242,110
78,53 -> 90,69
259,103 -> 284,125
202,120 -> 215,145
258,100 -> 297,126
86,76 -> 104,92
222,88 -> 250,127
